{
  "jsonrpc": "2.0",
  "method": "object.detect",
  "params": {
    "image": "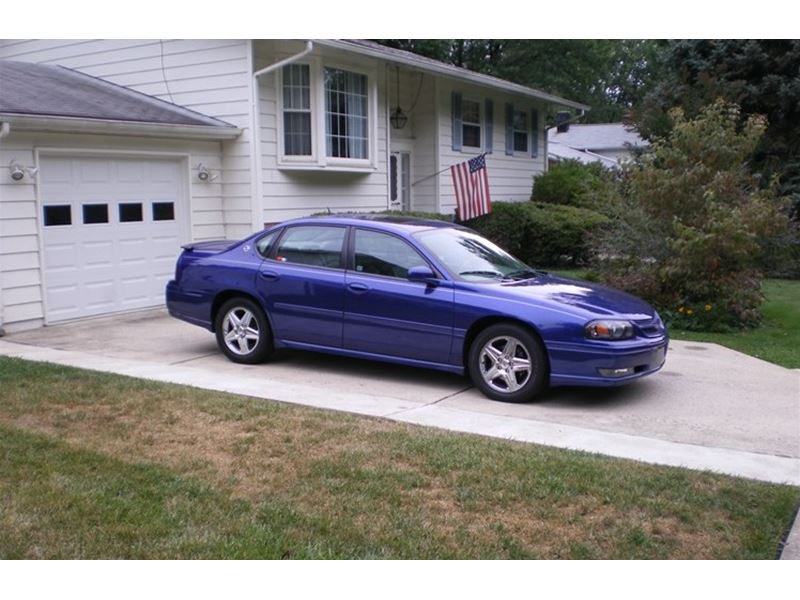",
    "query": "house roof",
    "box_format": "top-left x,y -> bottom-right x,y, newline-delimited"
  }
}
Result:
547,141 -> 621,169
313,39 -> 590,112
0,59 -> 240,137
547,123 -> 646,151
